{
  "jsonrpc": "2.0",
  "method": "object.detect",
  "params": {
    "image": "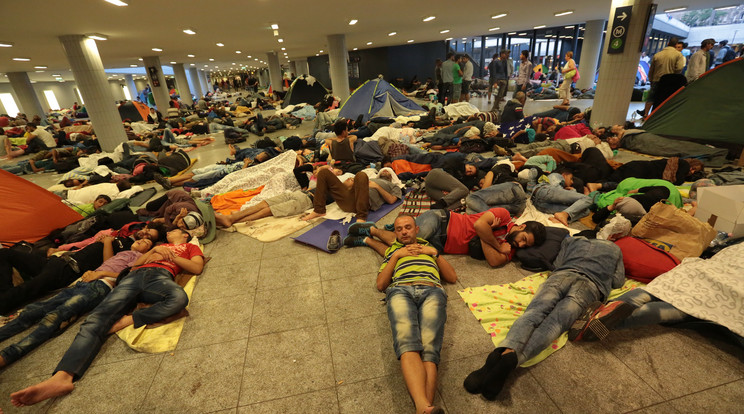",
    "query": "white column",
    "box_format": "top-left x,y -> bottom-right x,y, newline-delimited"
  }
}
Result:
576,20 -> 606,90
289,61 -> 297,76
327,34 -> 350,101
6,72 -> 45,118
124,74 -> 137,101
58,35 -> 127,151
172,63 -> 193,106
294,58 -> 310,76
188,67 -> 203,98
200,70 -> 210,94
142,56 -> 171,112
591,0 -> 653,128
267,52 -> 283,91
